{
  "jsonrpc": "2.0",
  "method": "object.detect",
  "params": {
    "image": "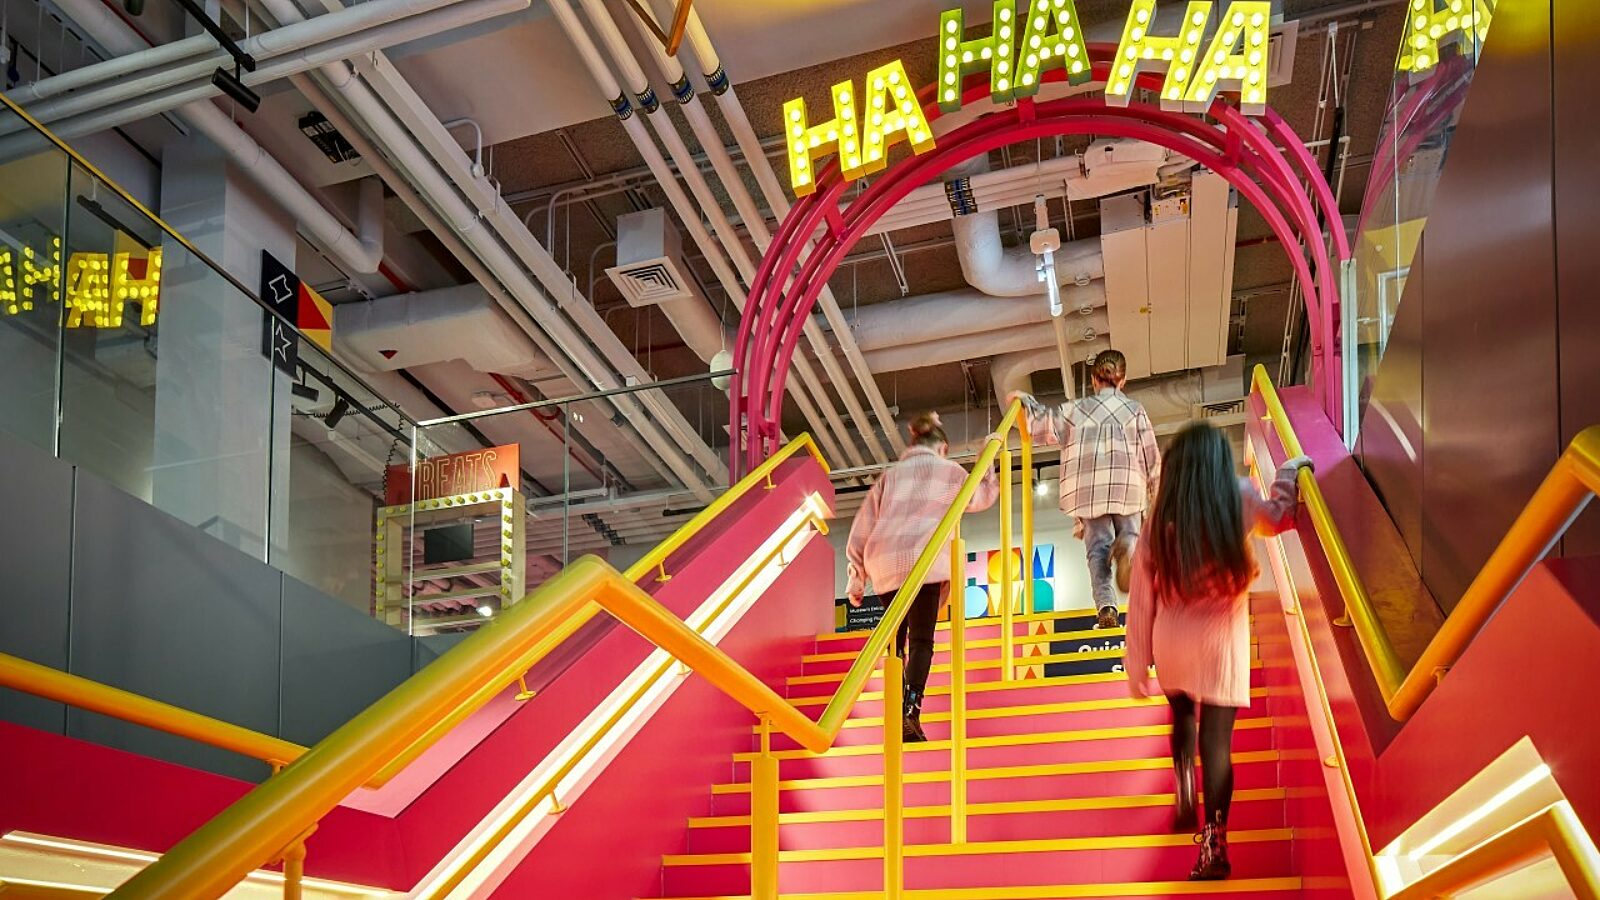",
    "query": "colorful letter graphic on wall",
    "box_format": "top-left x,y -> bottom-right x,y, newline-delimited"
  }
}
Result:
962,543 -> 1058,620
